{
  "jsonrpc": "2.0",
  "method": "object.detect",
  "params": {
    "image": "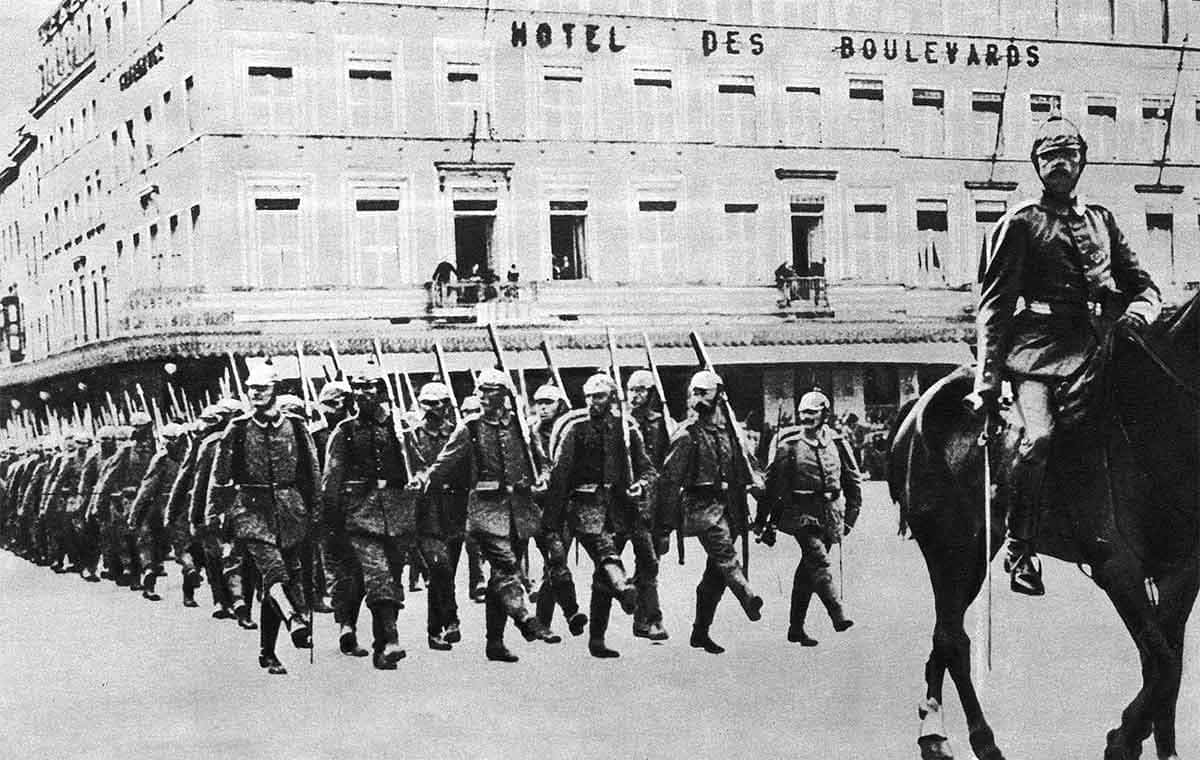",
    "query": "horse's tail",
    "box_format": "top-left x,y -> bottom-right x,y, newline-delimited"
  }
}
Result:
888,398 -> 920,536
